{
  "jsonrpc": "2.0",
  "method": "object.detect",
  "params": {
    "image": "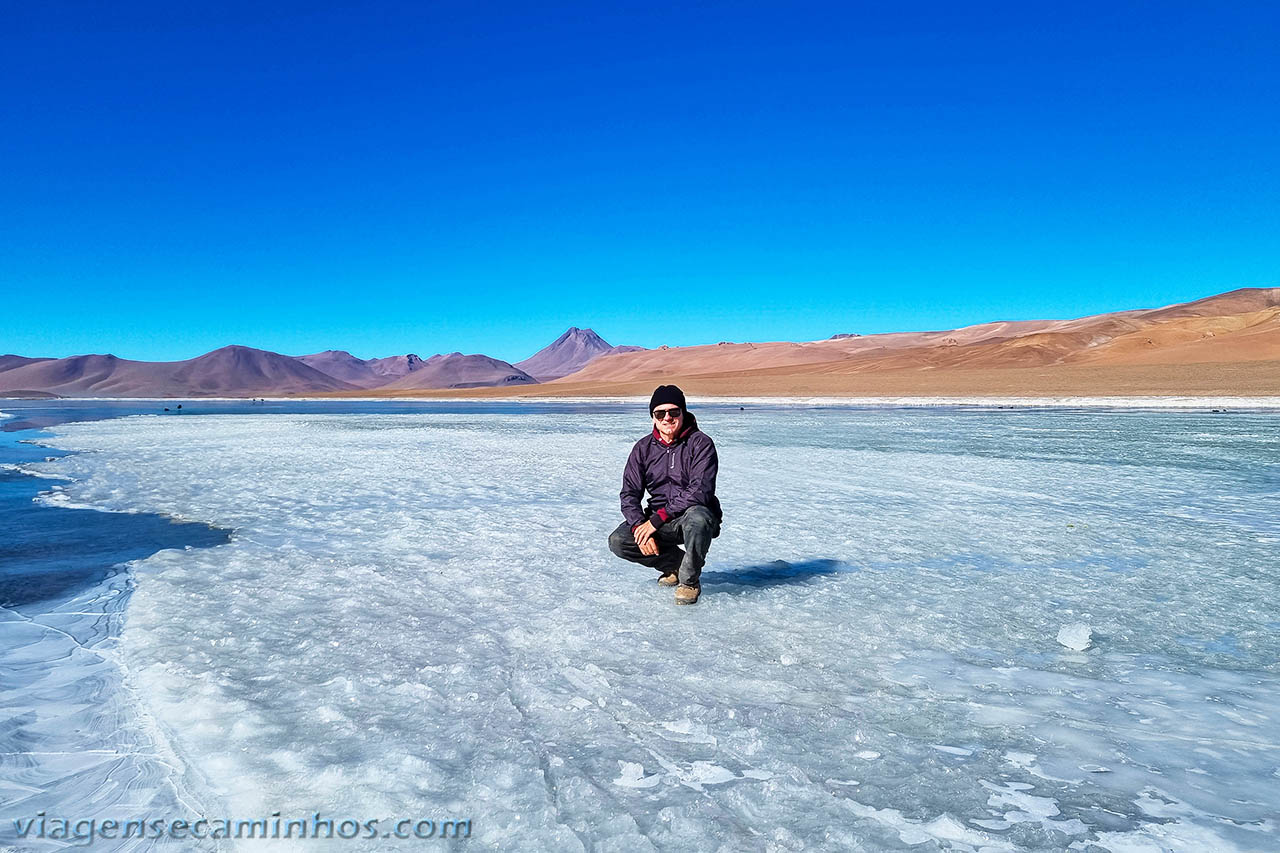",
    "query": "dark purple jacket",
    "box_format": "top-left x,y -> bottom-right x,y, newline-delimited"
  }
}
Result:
620,411 -> 723,530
